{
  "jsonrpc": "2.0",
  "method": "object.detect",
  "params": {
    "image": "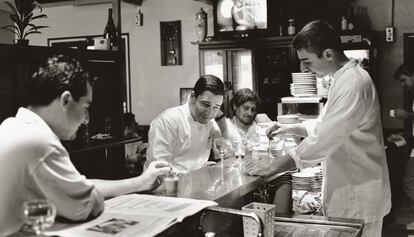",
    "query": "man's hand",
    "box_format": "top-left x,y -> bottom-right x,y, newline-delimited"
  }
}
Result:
245,159 -> 277,177
395,108 -> 409,120
140,161 -> 171,190
266,122 -> 291,139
